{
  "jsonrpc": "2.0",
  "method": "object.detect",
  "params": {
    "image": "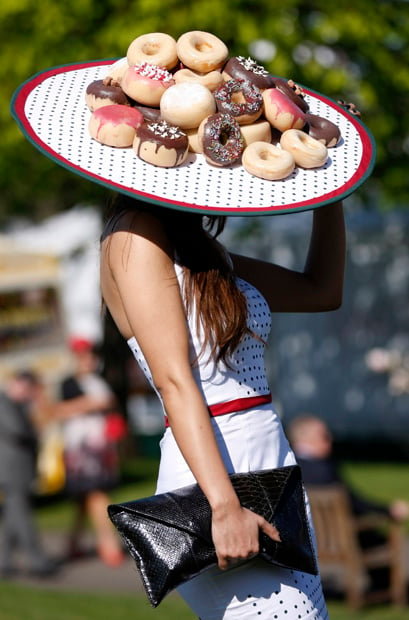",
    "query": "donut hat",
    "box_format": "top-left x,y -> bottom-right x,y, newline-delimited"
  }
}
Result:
11,58 -> 376,216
